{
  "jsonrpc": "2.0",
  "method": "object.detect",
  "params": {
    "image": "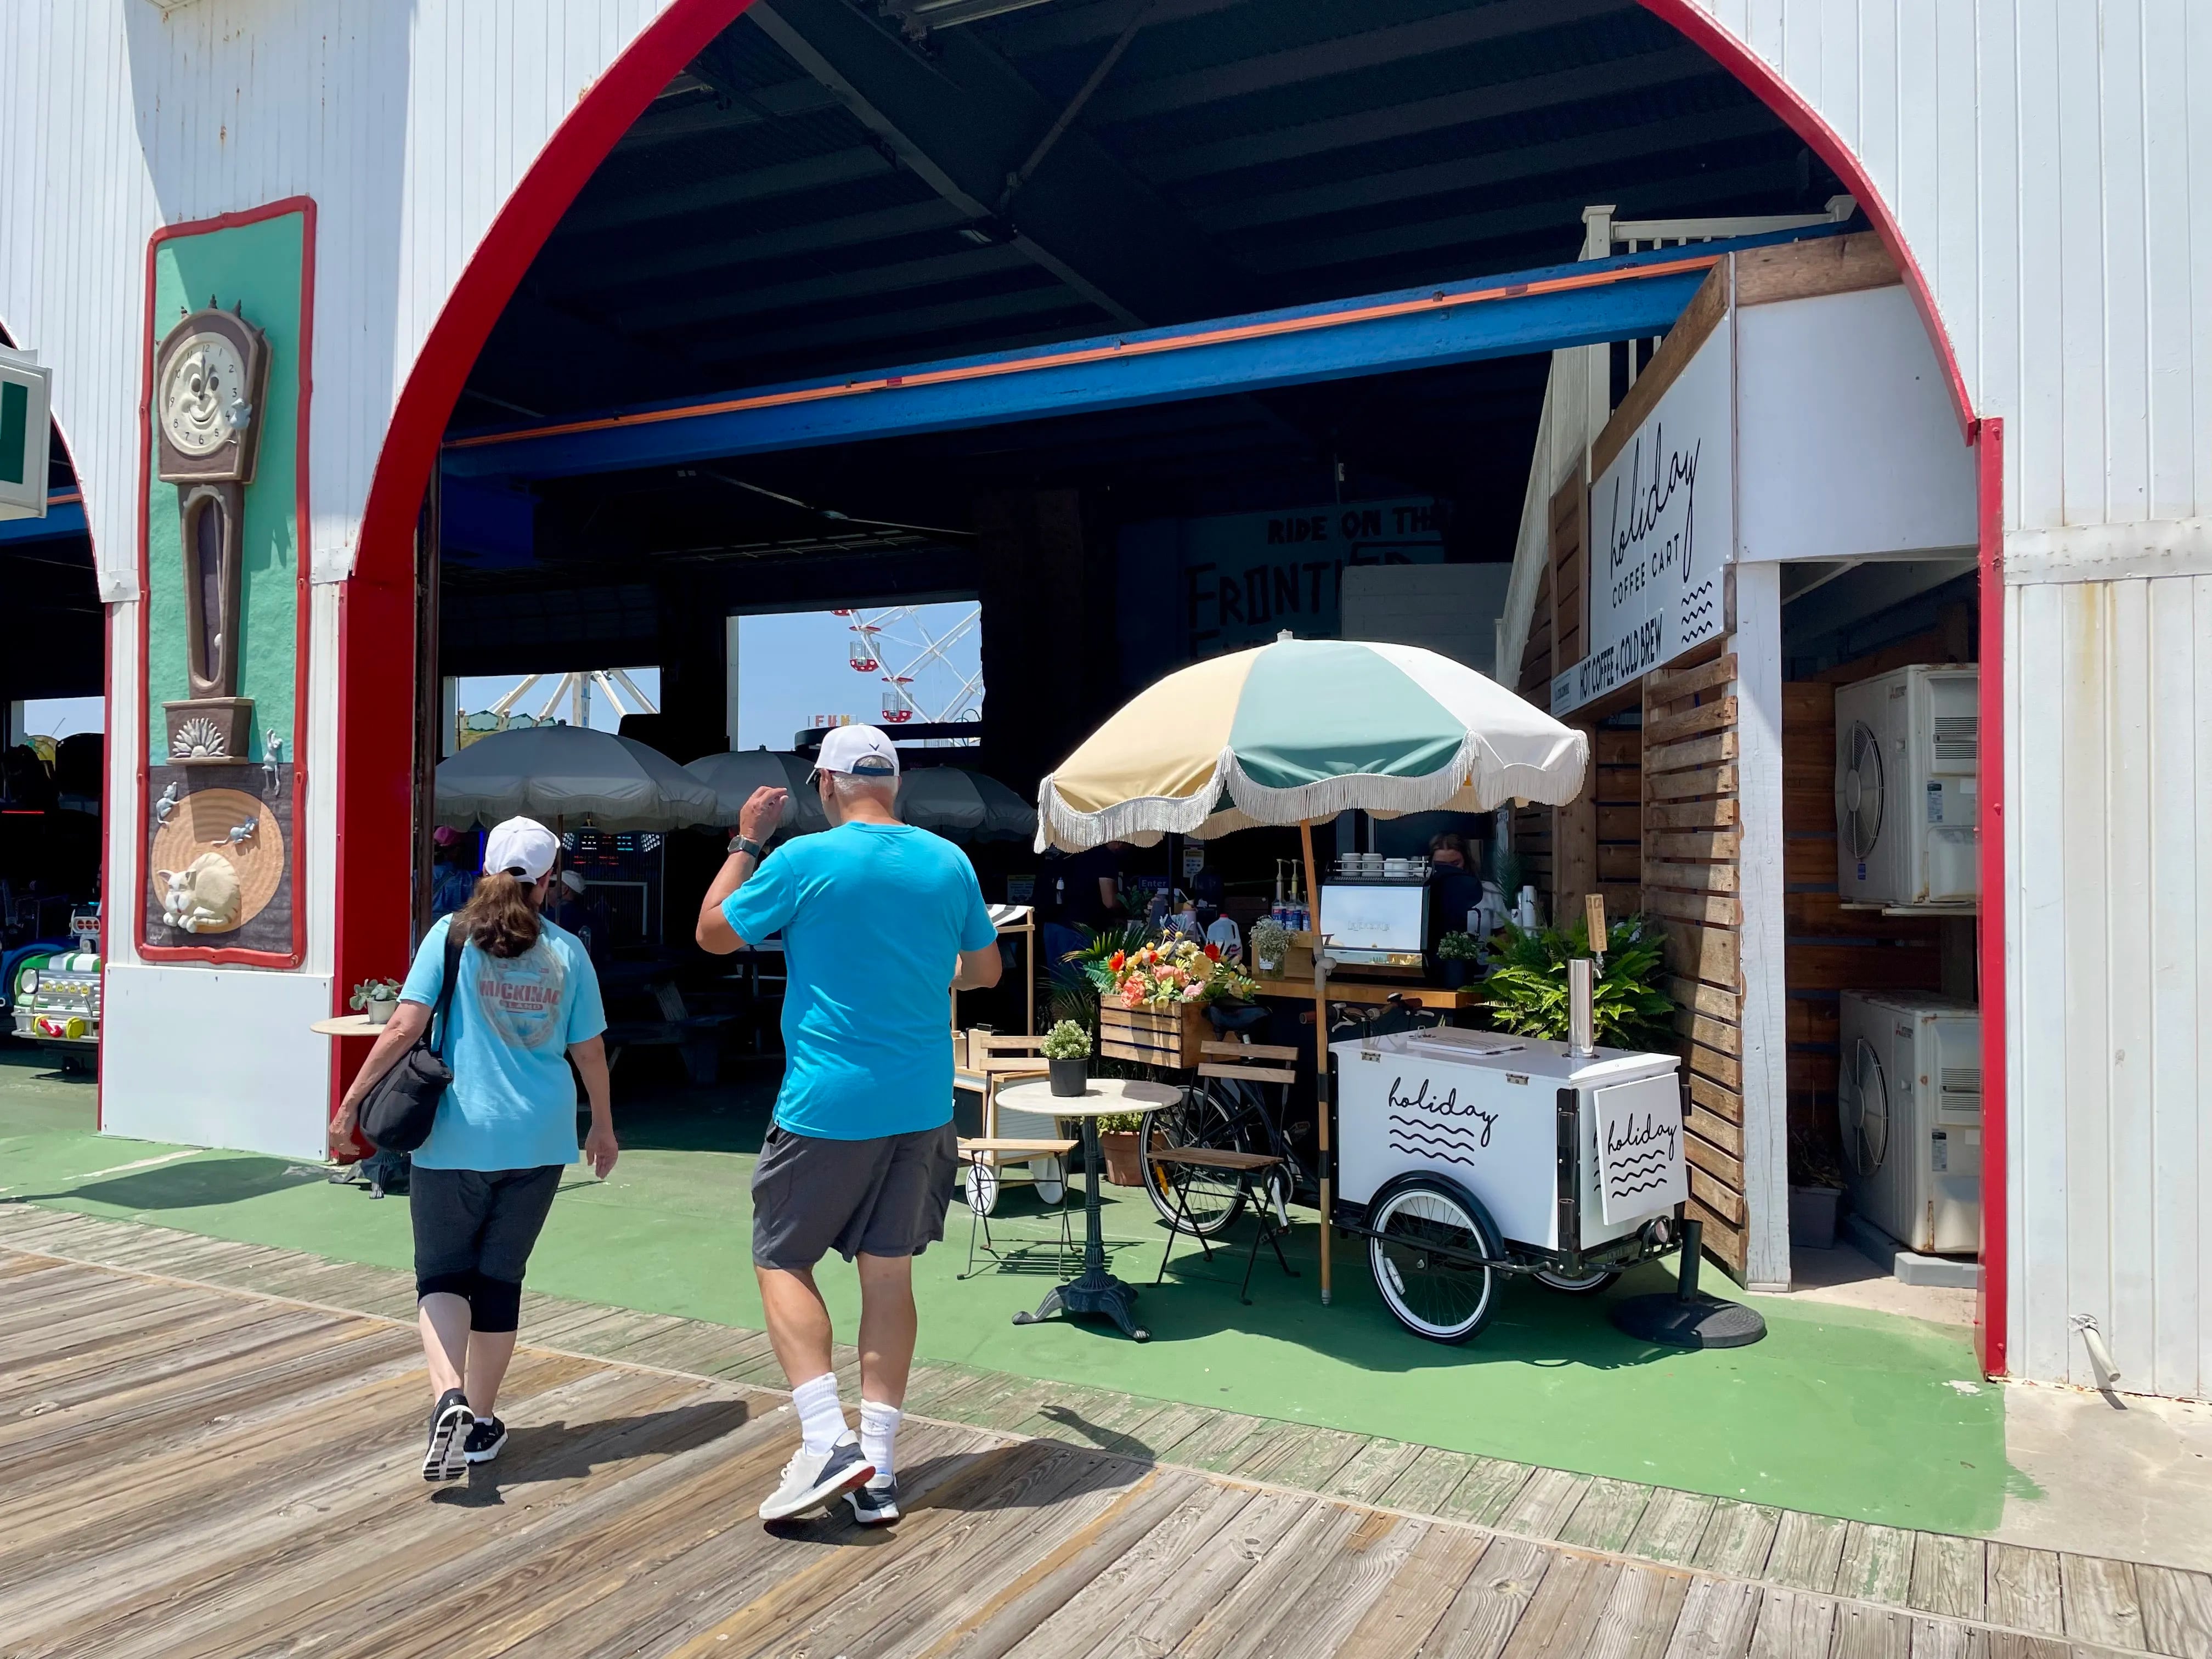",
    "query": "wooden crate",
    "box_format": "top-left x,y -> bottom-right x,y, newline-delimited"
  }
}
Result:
1098,1001 -> 1208,1069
